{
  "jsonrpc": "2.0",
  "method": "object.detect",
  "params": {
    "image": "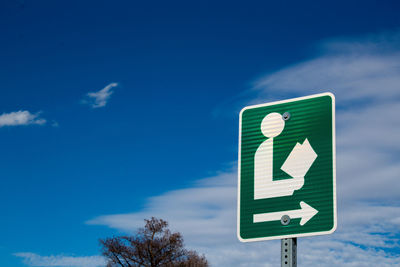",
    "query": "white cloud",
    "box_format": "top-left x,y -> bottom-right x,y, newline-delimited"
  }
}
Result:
253,32 -> 400,104
86,171 -> 237,247
0,110 -> 46,127
14,252 -> 105,267
84,83 -> 118,108
87,32 -> 400,266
